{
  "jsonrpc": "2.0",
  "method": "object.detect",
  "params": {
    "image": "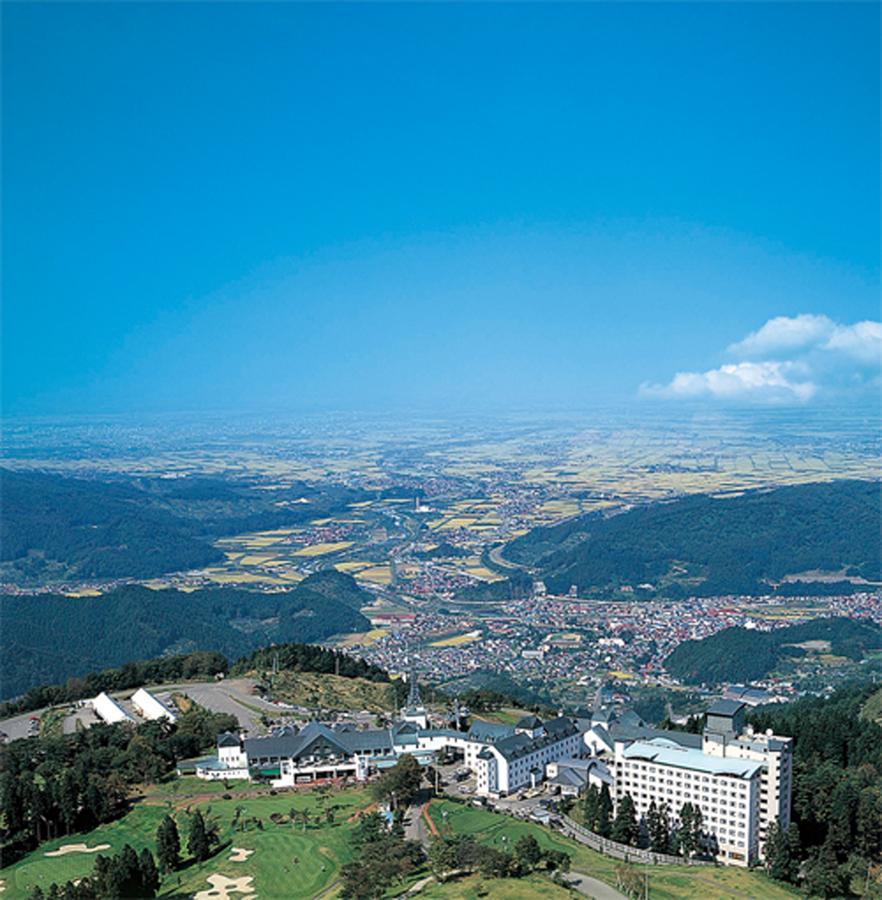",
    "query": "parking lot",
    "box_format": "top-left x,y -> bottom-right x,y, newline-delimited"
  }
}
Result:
430,758 -> 569,825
